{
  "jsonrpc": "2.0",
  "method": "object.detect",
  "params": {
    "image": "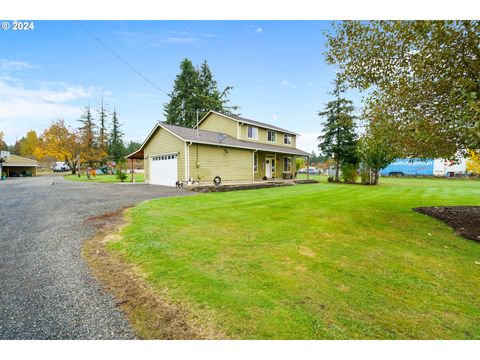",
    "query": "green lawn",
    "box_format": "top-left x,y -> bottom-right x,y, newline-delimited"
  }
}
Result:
109,177 -> 480,339
64,173 -> 144,183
